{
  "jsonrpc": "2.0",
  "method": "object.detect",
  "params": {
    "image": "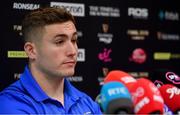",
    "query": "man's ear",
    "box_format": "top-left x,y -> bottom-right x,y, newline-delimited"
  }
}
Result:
24,42 -> 37,60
